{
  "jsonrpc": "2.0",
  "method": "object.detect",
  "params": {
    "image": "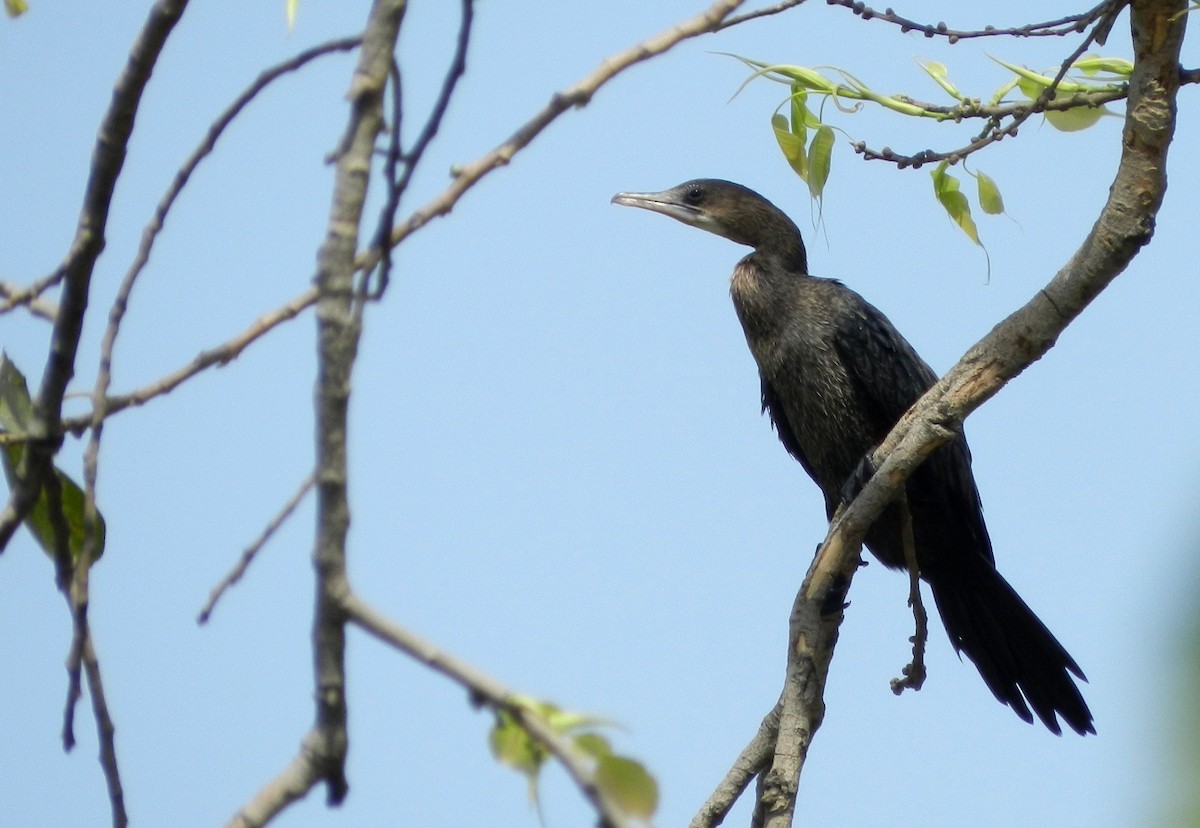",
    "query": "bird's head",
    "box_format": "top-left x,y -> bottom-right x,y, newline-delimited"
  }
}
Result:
611,179 -> 807,272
